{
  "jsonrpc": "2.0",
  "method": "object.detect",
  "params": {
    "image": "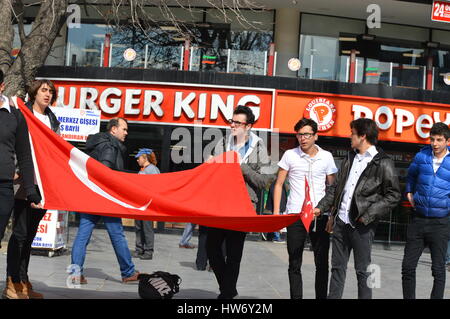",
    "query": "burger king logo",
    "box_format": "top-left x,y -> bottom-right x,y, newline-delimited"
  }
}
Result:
303,97 -> 336,131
